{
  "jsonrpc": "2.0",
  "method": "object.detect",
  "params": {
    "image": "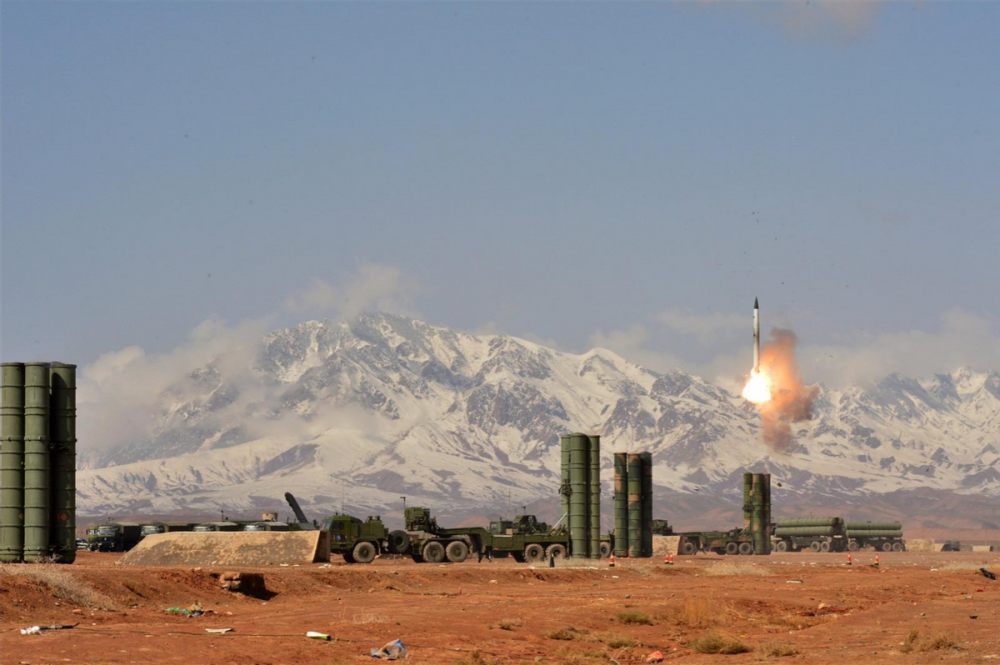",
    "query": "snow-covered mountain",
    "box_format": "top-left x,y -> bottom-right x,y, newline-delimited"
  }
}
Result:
76,313 -> 1000,523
